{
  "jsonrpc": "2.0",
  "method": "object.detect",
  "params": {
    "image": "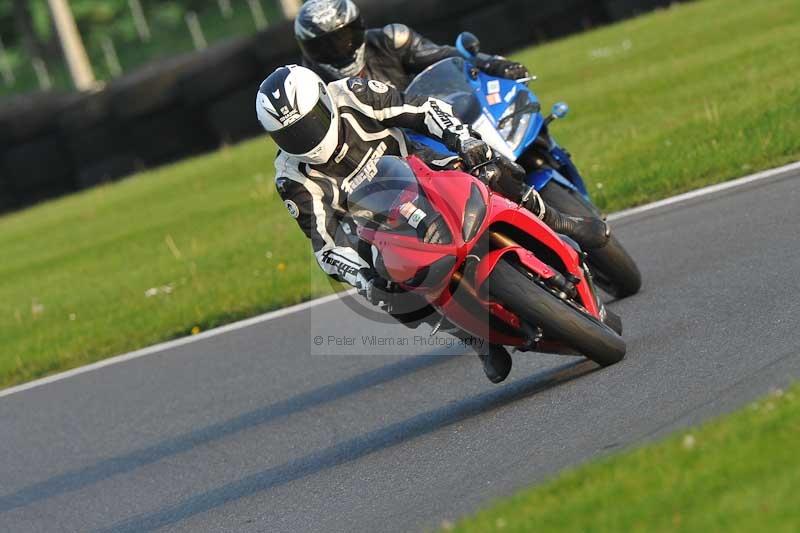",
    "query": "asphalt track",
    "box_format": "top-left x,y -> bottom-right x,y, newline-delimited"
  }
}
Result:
2,167 -> 800,532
